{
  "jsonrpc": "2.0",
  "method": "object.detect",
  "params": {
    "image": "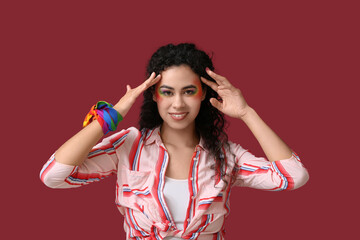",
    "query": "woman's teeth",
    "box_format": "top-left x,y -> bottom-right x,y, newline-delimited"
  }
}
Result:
170,113 -> 187,119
